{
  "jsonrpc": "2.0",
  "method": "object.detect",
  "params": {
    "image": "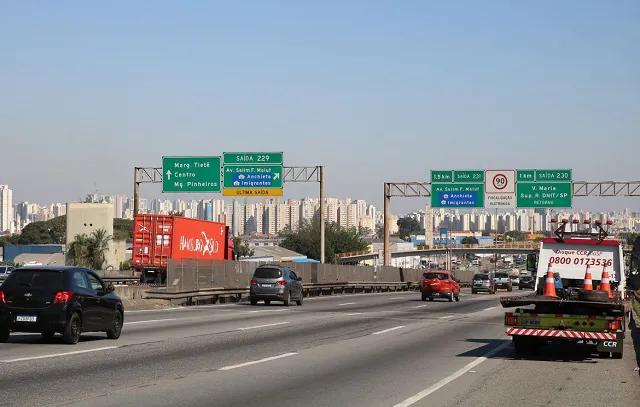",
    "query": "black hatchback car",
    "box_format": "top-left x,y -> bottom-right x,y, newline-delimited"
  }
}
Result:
0,266 -> 124,344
